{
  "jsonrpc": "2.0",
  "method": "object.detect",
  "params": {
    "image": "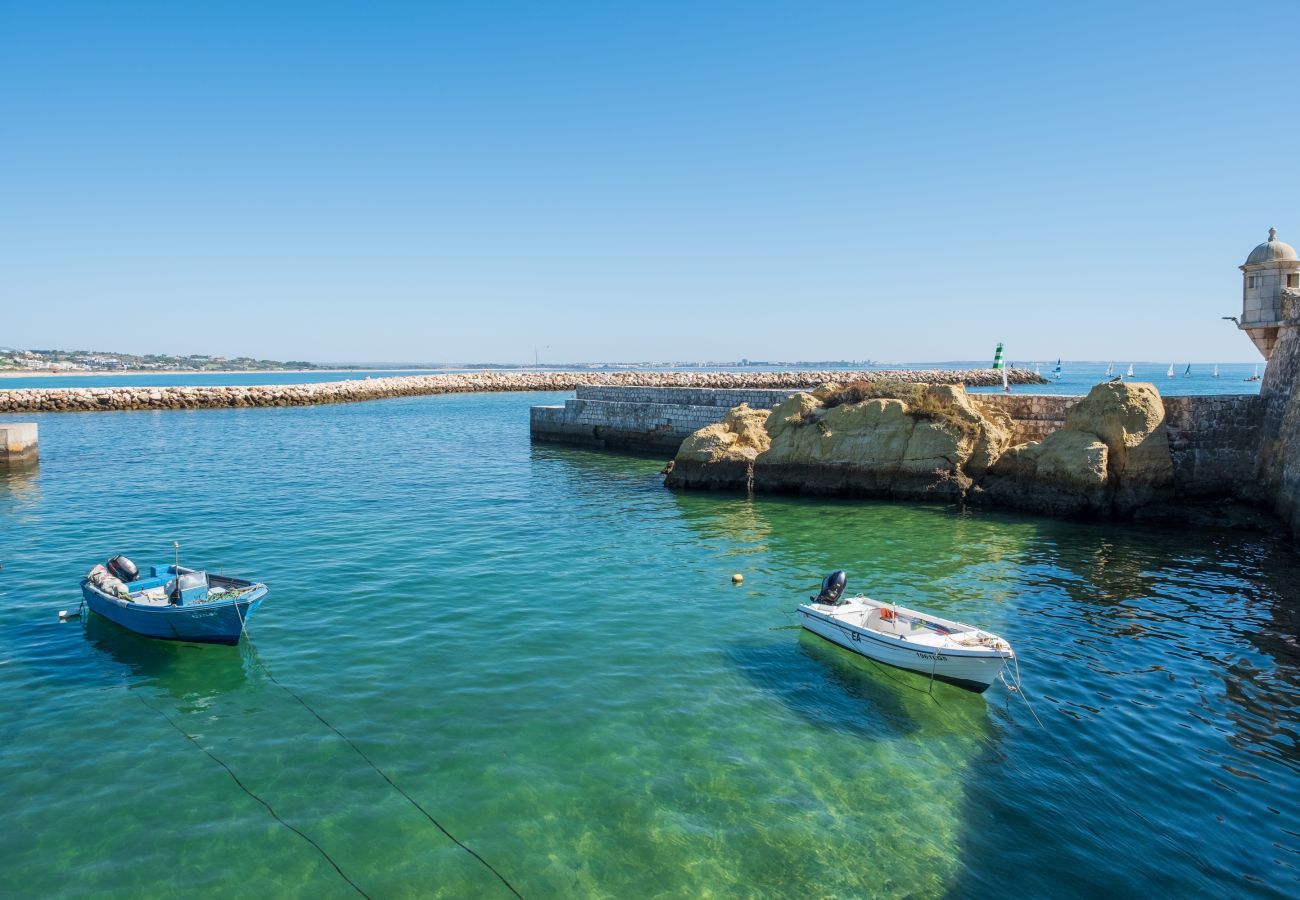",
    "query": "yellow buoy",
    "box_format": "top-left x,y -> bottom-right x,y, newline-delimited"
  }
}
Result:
732,573 -> 744,584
